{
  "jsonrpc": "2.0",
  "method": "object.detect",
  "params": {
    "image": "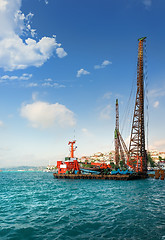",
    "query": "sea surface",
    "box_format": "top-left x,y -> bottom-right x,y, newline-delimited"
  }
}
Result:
0,172 -> 165,240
